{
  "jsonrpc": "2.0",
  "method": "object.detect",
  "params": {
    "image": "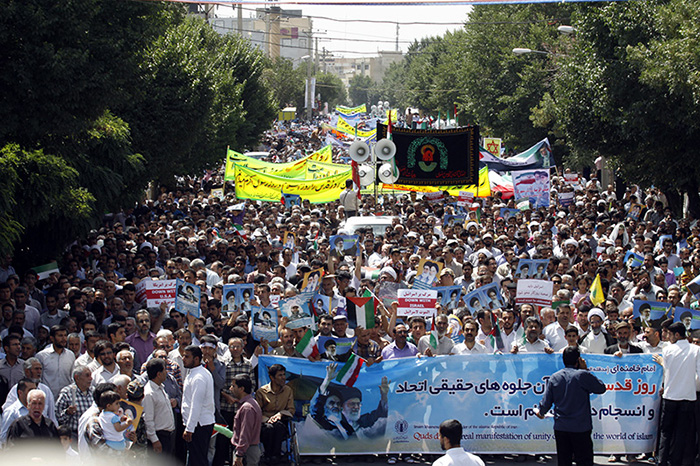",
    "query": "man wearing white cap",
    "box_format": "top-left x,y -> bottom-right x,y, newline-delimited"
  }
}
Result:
578,308 -> 615,354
